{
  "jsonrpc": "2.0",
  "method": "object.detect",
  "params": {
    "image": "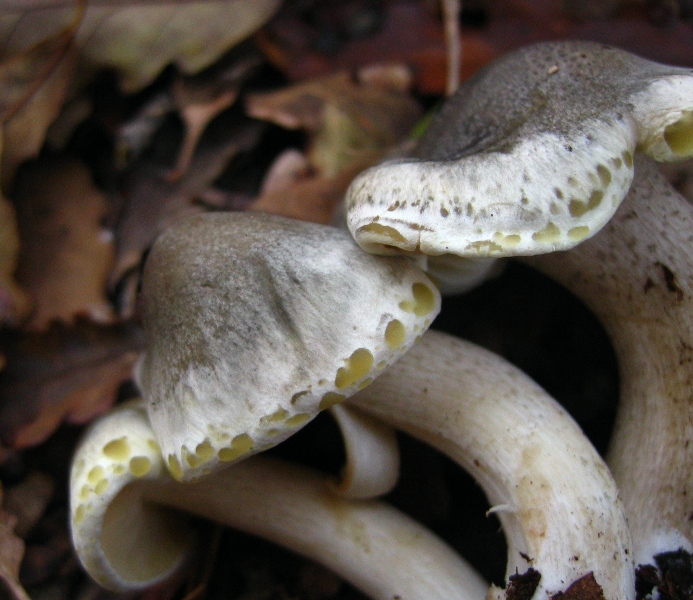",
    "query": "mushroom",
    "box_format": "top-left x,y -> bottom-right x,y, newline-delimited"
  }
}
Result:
349,329 -> 634,600
328,403 -> 401,499
523,156 -> 693,574
344,41 -> 693,293
70,400 -> 489,600
136,211 -> 441,481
